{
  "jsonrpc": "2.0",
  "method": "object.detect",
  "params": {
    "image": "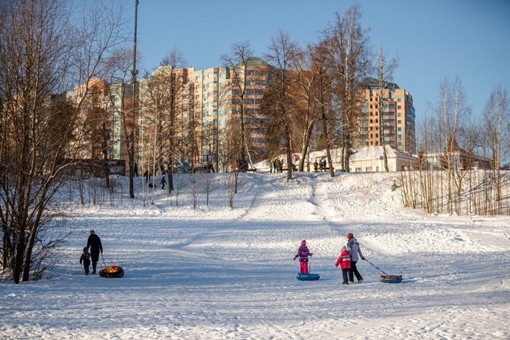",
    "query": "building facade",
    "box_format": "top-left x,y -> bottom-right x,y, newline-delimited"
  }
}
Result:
358,78 -> 416,154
